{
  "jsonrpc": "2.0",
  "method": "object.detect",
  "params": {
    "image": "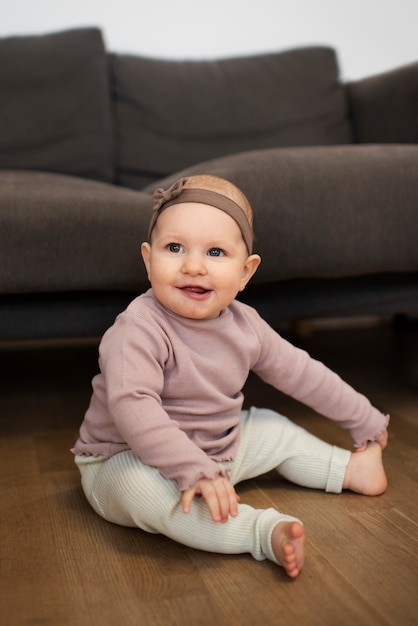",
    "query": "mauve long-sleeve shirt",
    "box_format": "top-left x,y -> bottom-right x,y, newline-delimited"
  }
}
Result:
72,289 -> 389,490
